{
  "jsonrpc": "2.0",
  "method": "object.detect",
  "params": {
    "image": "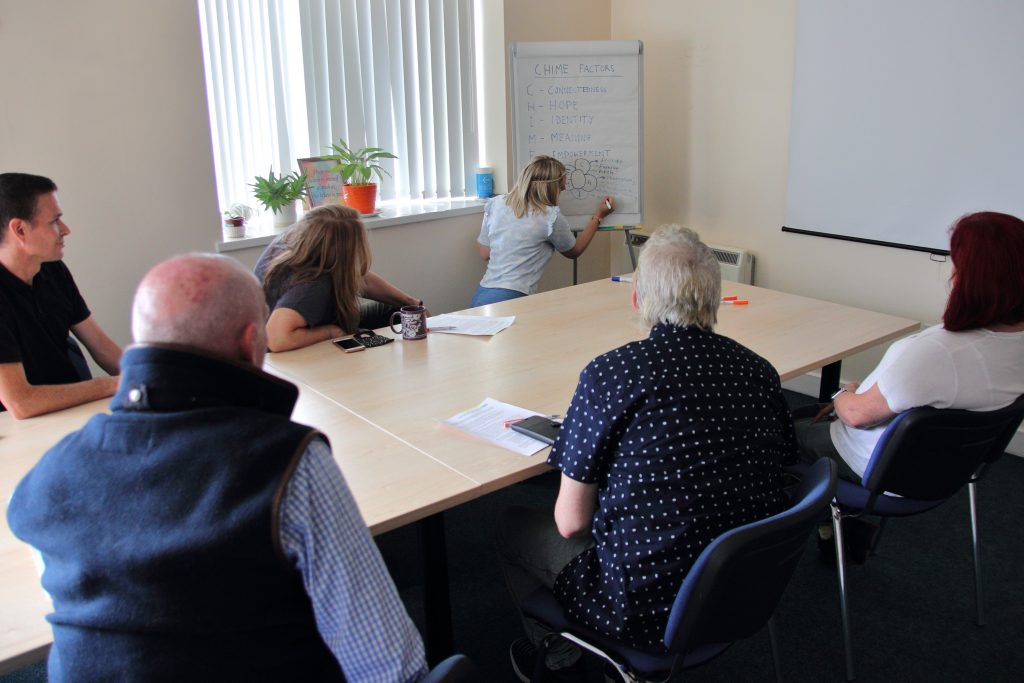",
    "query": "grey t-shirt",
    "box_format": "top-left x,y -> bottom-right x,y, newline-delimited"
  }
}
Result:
477,196 -> 575,295
254,236 -> 334,327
